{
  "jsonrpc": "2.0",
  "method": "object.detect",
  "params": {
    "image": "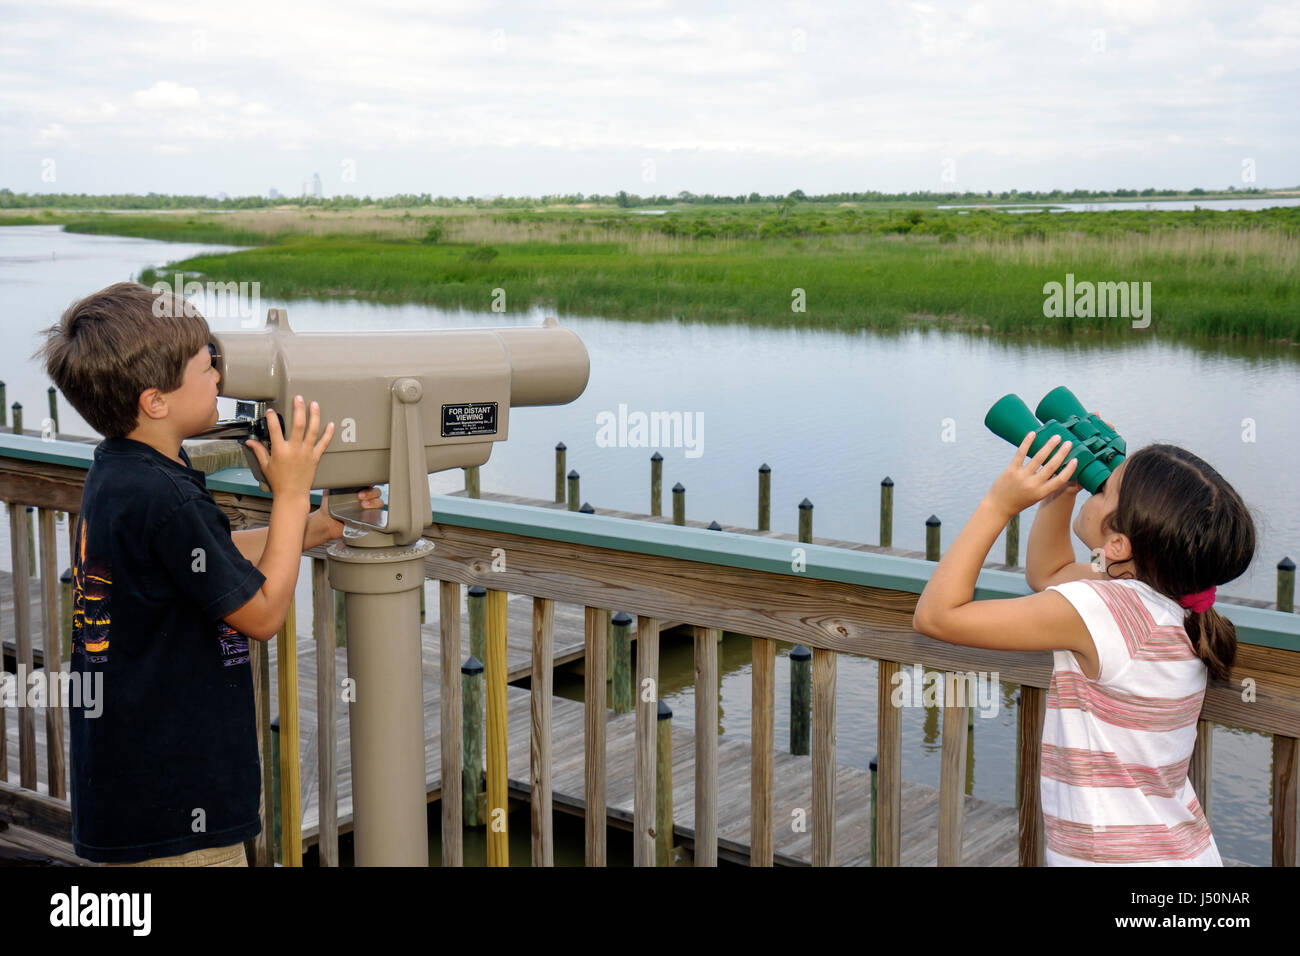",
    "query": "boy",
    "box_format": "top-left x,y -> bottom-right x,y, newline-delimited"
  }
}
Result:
38,281 -> 379,866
